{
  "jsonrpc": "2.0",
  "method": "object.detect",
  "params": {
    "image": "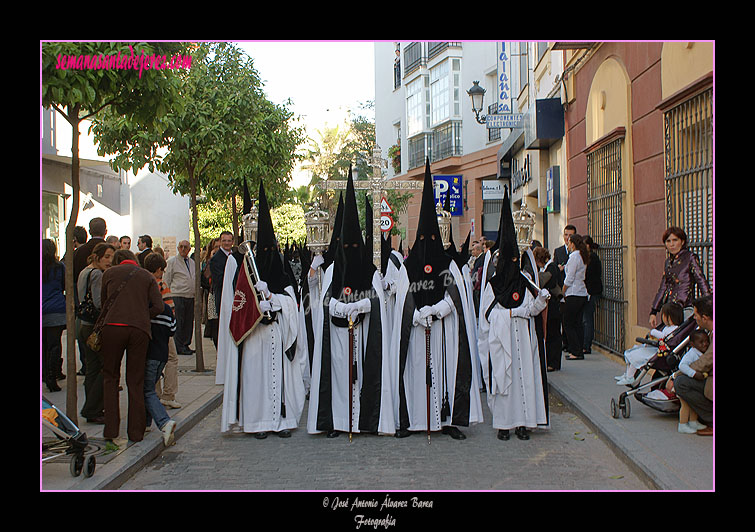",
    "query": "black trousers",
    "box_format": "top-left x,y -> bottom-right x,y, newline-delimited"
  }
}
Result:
562,295 -> 587,356
173,296 -> 195,354
78,323 -> 104,419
